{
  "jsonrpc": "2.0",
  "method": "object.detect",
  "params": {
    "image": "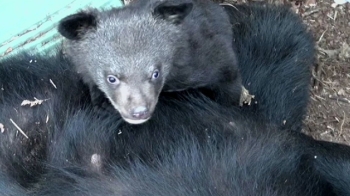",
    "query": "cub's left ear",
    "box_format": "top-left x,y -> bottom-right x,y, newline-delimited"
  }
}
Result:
153,2 -> 193,25
58,11 -> 98,40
